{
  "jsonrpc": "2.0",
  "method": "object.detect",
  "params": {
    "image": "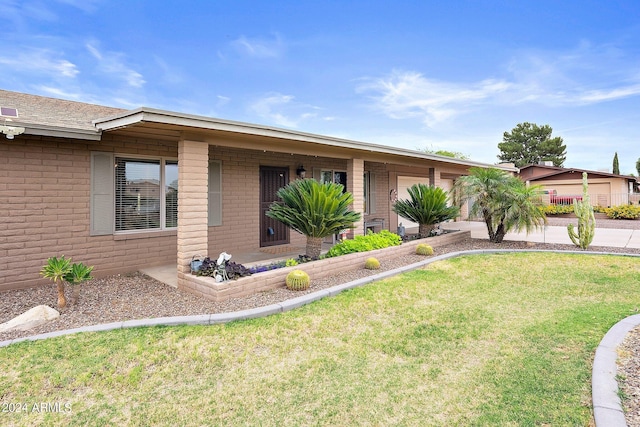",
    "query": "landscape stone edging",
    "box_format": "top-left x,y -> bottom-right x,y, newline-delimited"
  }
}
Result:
1,250 -> 639,427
